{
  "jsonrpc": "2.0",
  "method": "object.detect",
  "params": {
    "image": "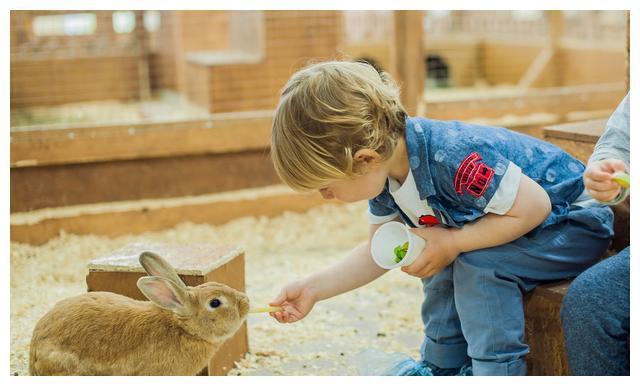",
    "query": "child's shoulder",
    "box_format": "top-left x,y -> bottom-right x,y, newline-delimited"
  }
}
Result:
409,116 -> 520,150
